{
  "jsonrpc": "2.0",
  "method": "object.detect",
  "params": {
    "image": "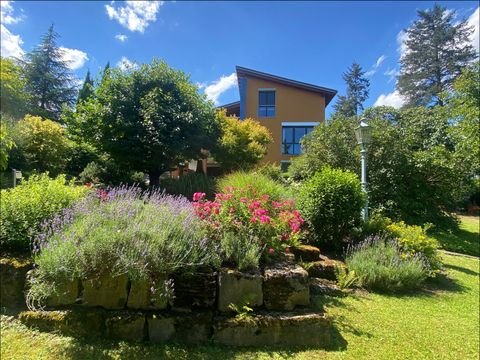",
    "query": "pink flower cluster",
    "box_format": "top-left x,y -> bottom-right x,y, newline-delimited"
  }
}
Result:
192,186 -> 305,255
